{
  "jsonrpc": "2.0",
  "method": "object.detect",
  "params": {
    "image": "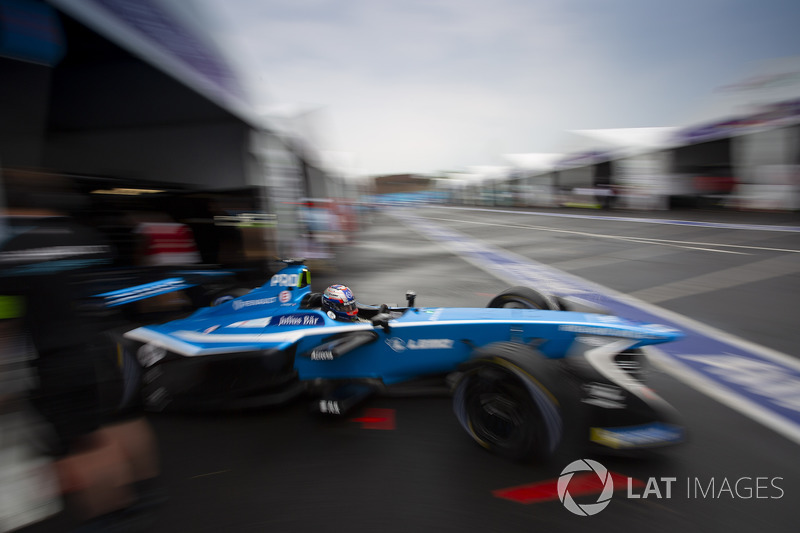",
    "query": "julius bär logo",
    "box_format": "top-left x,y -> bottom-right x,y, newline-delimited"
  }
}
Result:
558,459 -> 614,516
